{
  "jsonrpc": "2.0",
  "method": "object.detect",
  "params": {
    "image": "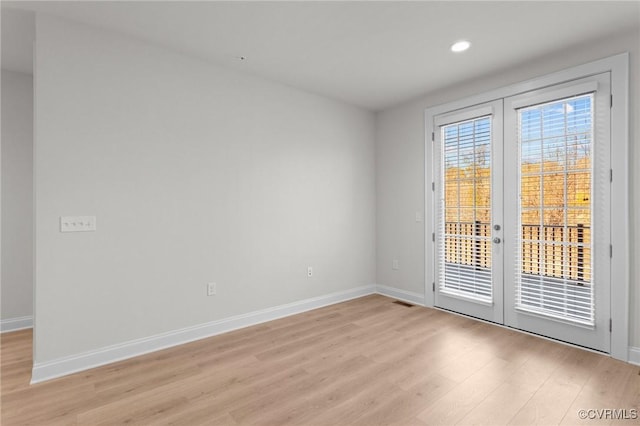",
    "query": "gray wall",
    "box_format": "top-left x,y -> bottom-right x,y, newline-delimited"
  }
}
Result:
1,69 -> 33,322
376,29 -> 640,346
34,15 -> 376,363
